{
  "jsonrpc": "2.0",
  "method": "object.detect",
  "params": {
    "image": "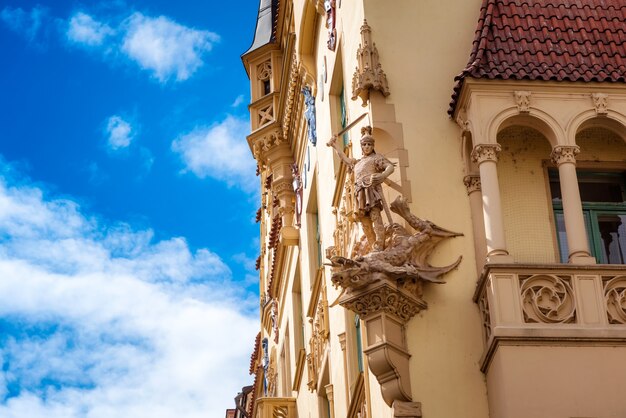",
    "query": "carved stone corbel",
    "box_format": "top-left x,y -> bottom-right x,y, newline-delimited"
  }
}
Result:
514,91 -> 531,113
592,93 -> 609,115
352,20 -> 390,107
328,196 -> 461,415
